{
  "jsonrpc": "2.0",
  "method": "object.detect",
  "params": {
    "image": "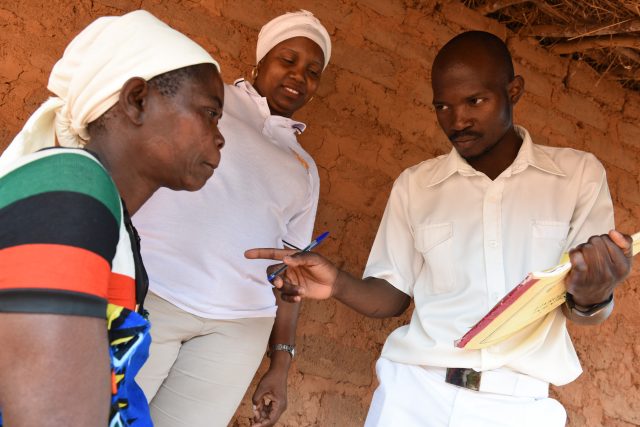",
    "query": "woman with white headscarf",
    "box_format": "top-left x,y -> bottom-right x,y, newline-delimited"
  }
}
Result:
0,10 -> 224,427
133,9 -> 331,427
